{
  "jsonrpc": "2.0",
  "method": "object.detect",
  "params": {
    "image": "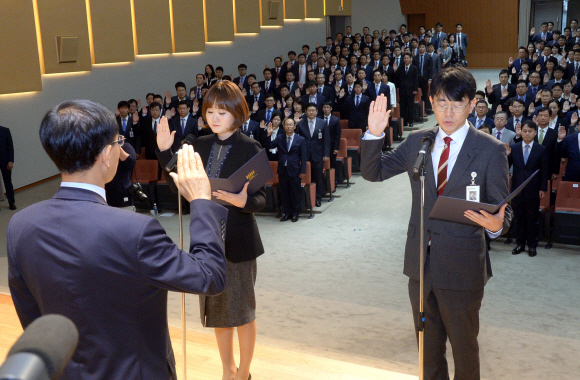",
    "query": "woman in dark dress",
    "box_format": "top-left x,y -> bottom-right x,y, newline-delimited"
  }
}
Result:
156,81 -> 265,380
